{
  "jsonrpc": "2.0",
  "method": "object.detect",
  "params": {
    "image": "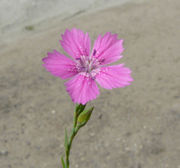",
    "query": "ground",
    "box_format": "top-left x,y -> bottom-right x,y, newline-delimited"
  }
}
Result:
0,0 -> 180,167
